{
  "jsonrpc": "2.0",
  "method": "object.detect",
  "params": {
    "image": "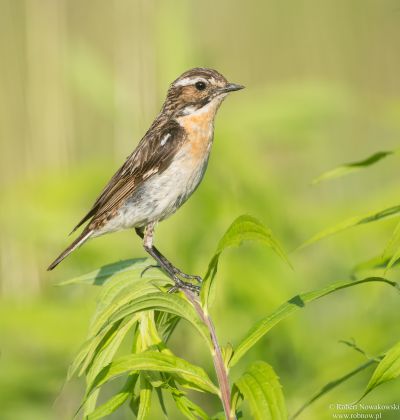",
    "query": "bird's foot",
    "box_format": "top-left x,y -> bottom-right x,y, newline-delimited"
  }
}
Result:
141,263 -> 202,294
168,278 -> 201,295
171,267 -> 203,284
141,264 -> 200,294
168,267 -> 202,294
